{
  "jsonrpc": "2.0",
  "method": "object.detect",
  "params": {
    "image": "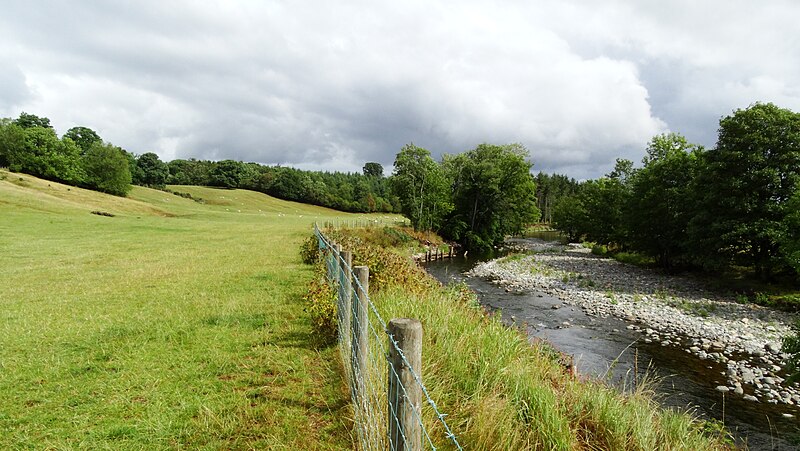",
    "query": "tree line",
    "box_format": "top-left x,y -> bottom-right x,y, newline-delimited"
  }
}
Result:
0,112 -> 400,213
0,113 -> 132,196
550,102 -> 800,281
